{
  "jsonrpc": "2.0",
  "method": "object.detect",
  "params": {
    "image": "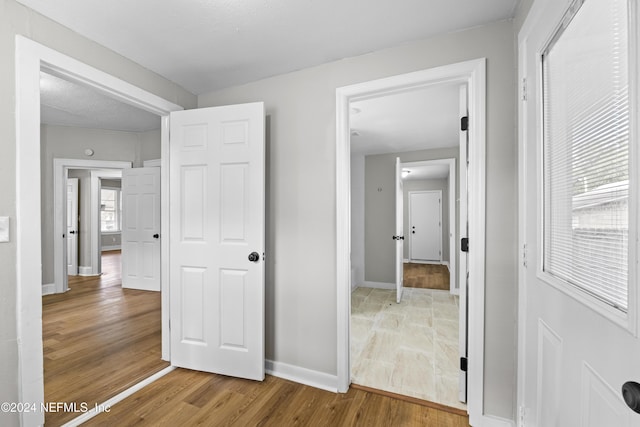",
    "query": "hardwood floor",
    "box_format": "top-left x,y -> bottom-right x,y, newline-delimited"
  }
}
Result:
87,368 -> 470,426
43,250 -> 169,426
403,263 -> 450,290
